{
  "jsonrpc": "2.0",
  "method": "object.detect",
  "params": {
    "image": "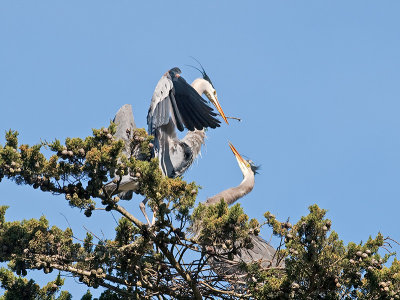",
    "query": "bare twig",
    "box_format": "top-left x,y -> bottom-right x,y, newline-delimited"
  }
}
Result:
226,116 -> 242,122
